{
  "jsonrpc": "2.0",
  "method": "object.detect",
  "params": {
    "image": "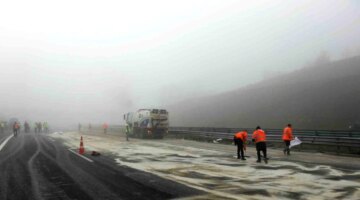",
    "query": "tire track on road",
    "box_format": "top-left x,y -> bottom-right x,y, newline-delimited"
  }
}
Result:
0,134 -> 38,200
35,135 -> 102,199
27,134 -> 43,200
